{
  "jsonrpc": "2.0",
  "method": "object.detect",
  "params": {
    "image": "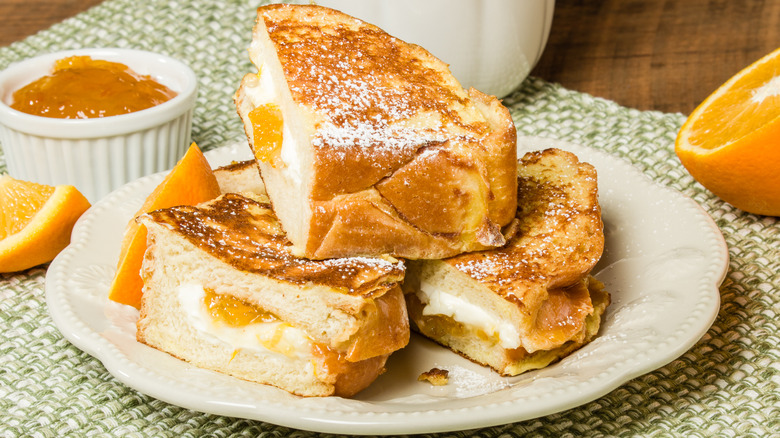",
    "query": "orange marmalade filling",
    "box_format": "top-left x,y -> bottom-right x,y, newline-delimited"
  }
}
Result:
204,289 -> 278,327
10,55 -> 177,119
248,103 -> 284,167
